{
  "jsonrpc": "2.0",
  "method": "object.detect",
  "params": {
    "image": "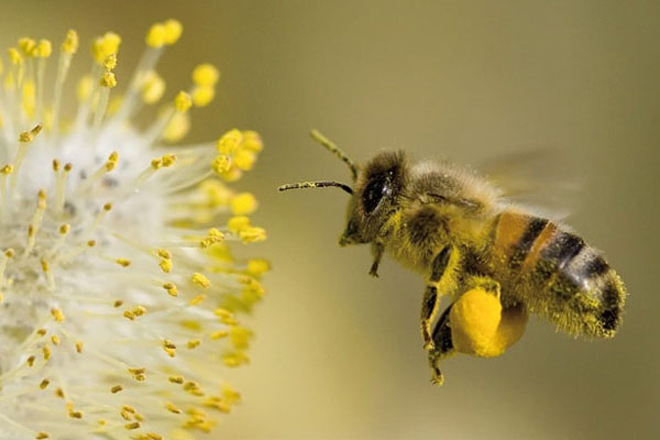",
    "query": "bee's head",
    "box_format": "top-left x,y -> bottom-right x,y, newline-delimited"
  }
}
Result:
279,131 -> 407,247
